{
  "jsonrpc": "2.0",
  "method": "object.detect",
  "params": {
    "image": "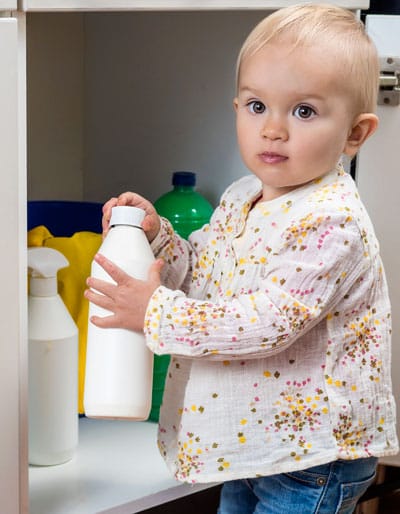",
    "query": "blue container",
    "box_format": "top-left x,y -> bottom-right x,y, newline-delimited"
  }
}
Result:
27,200 -> 103,236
